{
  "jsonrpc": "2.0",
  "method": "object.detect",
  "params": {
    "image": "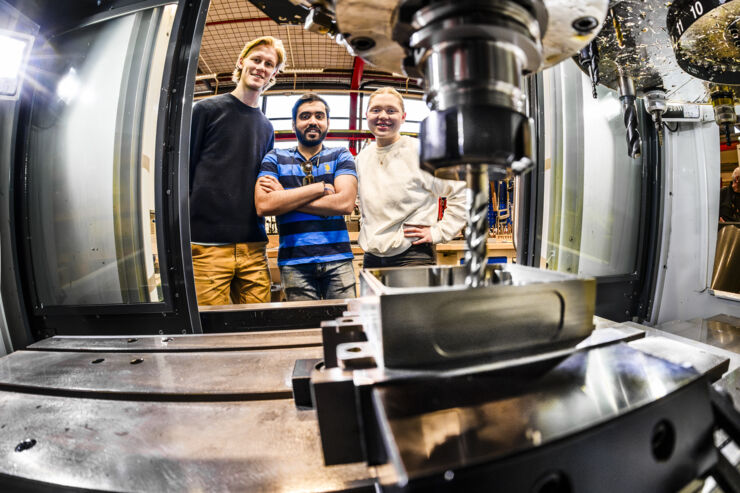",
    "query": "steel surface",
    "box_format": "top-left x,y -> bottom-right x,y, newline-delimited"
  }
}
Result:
0,392 -> 373,492
27,329 -> 322,352
372,343 -> 715,486
0,347 -> 322,398
655,315 -> 740,355
629,335 -> 729,382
